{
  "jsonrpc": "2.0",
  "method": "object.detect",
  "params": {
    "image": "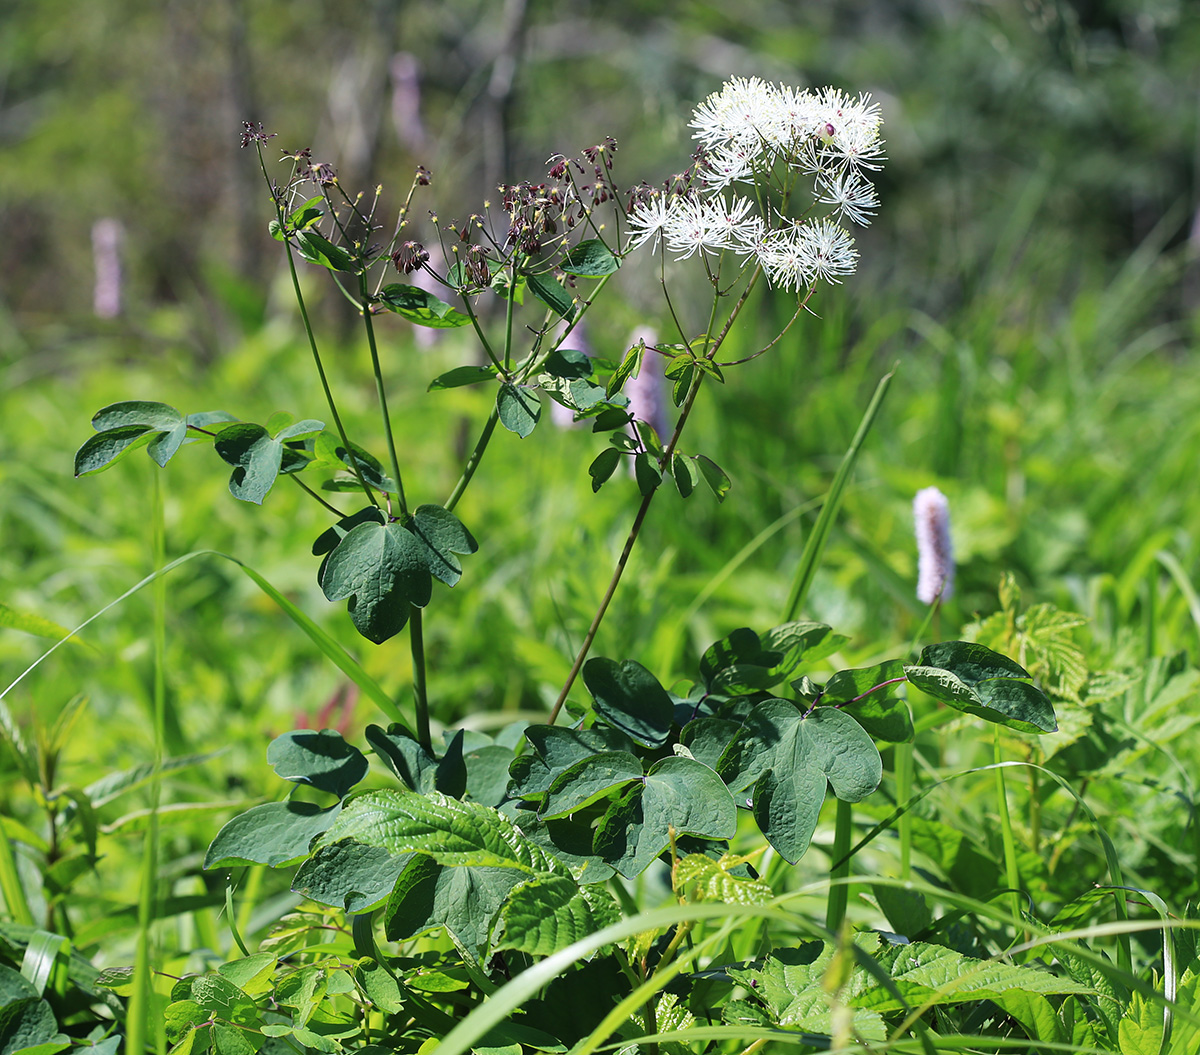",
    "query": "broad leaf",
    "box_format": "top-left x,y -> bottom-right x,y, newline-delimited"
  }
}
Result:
718,699 -> 883,863
293,230 -> 357,272
526,271 -> 576,319
214,418 -> 323,505
497,384 -> 541,438
428,365 -> 498,390
507,725 -> 634,801
75,401 -> 192,475
540,752 -> 644,820
583,657 -> 674,747
695,454 -> 731,501
204,801 -> 342,868
905,641 -> 1058,733
592,757 -> 738,878
366,724 -> 466,797
266,729 -> 368,799
588,447 -> 621,491
408,504 -> 479,588
496,875 -> 620,956
559,238 -> 619,277
379,283 -> 471,328
292,839 -> 411,914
